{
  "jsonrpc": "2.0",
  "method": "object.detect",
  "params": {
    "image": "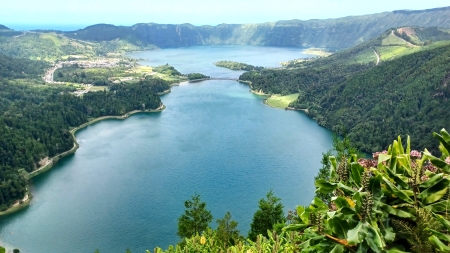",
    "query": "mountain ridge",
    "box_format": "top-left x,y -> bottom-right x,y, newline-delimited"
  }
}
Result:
55,6 -> 450,49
